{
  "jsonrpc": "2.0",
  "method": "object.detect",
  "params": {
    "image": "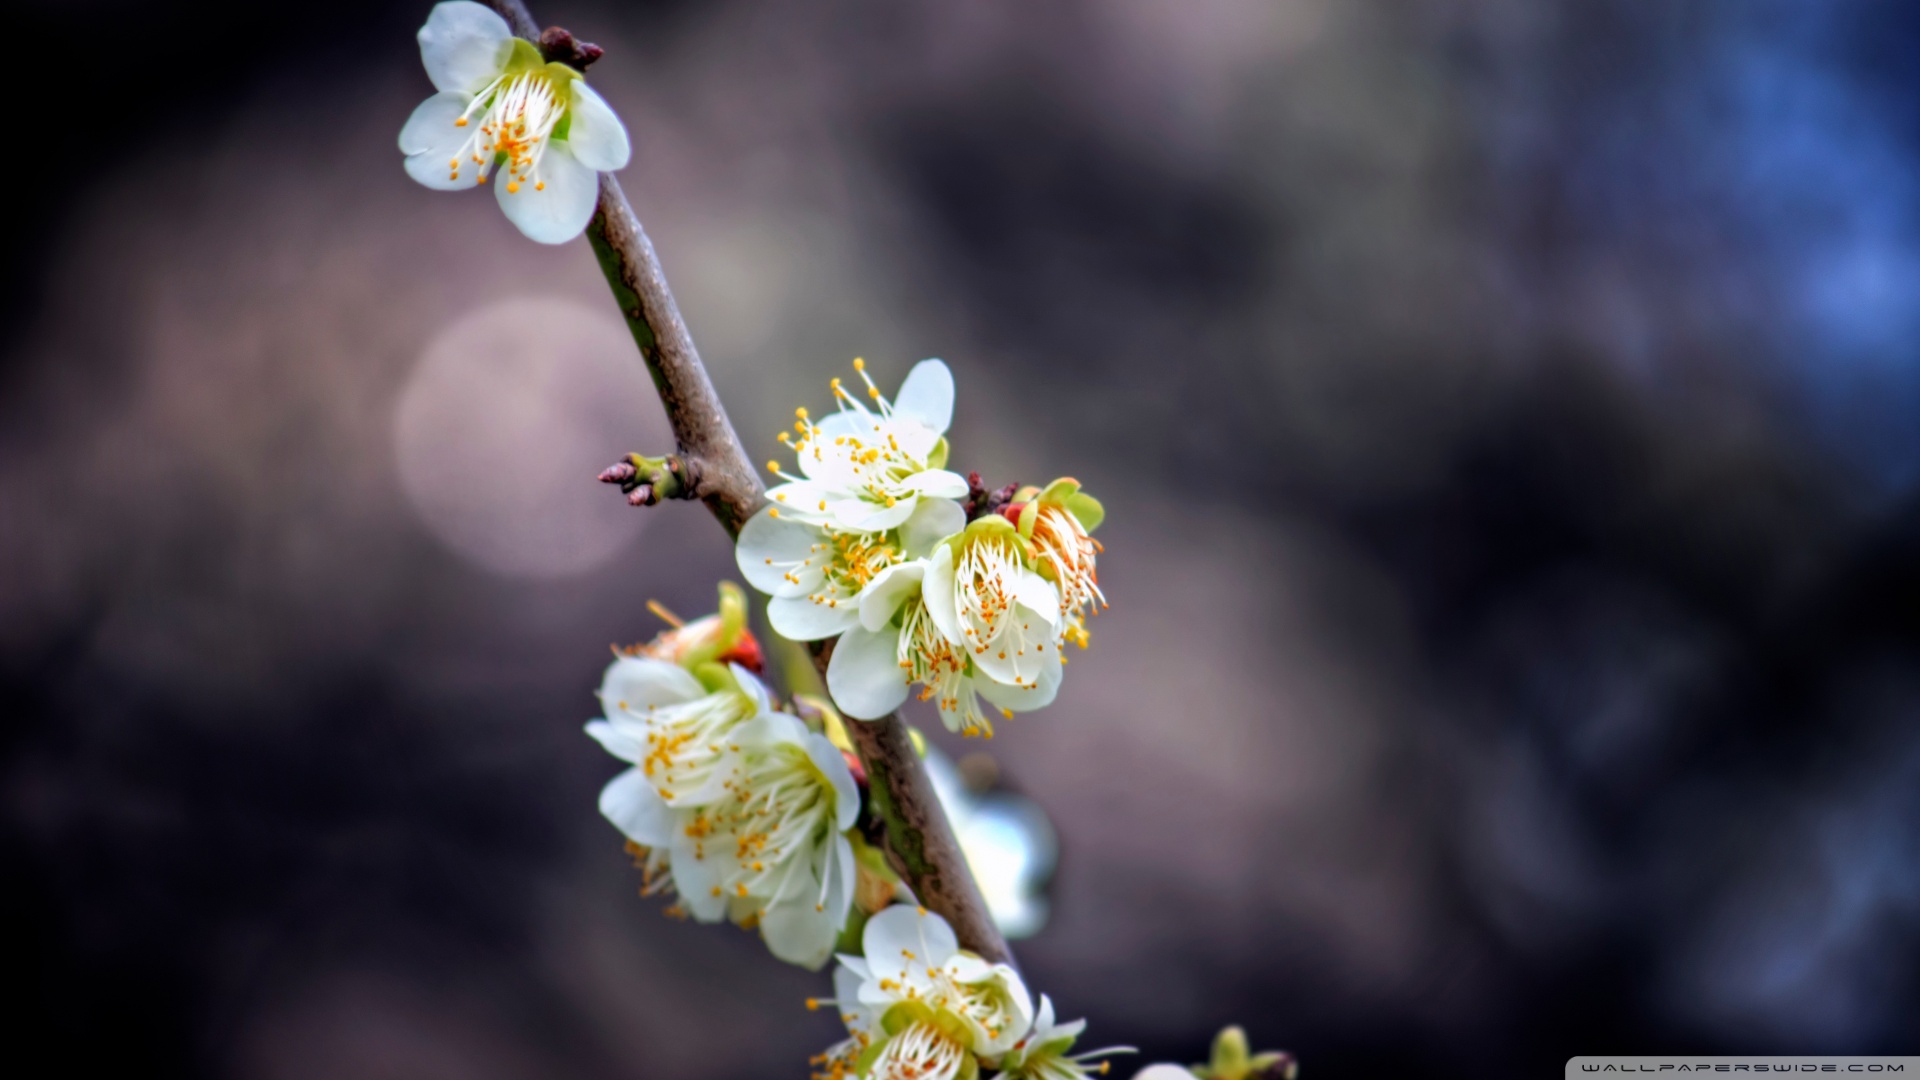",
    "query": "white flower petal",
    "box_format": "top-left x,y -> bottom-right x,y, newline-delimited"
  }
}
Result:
893,359 -> 955,435
860,904 -> 958,988
1133,1068 -> 1203,1080
802,732 -> 863,832
759,886 -> 838,970
900,497 -> 965,559
731,711 -> 808,751
829,496 -> 918,533
834,961 -> 883,1036
417,1 -> 513,95
399,91 -> 484,190
972,622 -> 1056,690
1015,571 -> 1062,628
598,766 -> 675,847
922,543 -> 962,645
766,480 -> 837,526
566,80 -> 632,171
598,655 -> 704,715
495,143 -> 600,243
584,718 -> 645,763
736,507 -> 828,598
818,408 -> 879,441
905,469 -> 970,500
857,562 -> 925,632
732,664 -> 773,715
976,653 -> 1062,712
769,594 -> 862,642
670,822 -> 729,922
1032,995 -> 1057,1037
895,421 -> 942,464
827,832 -> 856,918
826,625 -> 912,720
